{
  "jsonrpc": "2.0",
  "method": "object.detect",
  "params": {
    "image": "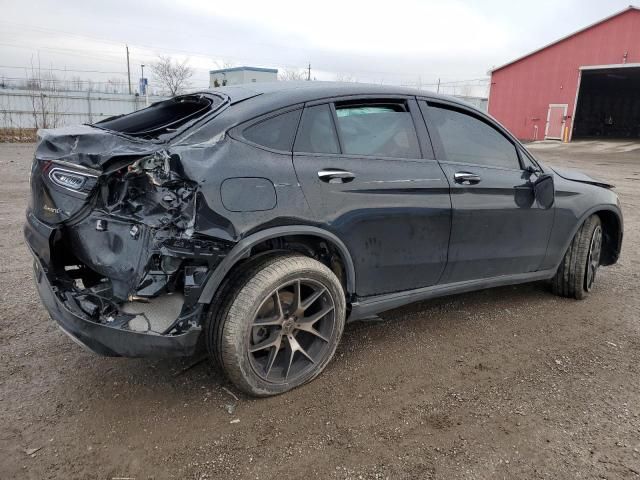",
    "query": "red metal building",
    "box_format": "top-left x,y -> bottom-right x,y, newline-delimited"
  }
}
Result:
488,6 -> 640,141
